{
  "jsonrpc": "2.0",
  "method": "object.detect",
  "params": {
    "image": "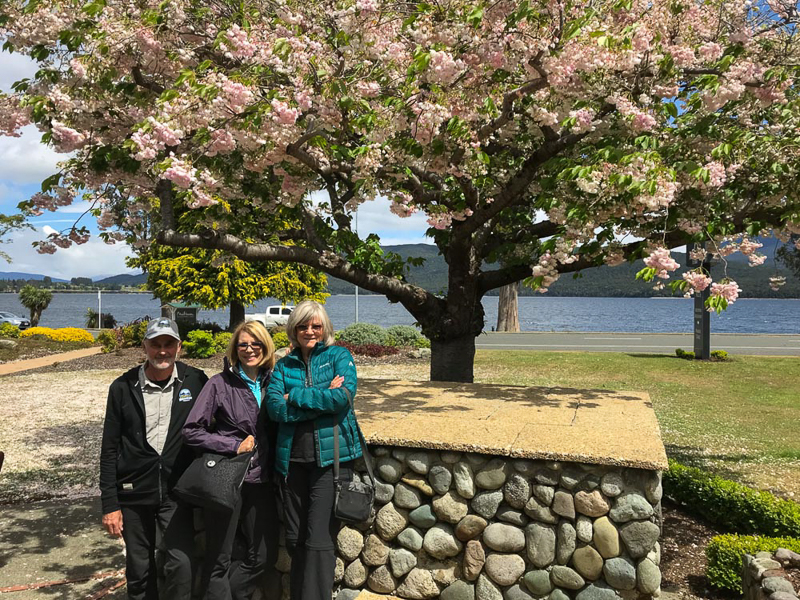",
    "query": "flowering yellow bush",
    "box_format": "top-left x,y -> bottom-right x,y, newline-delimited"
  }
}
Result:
21,327 -> 94,345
